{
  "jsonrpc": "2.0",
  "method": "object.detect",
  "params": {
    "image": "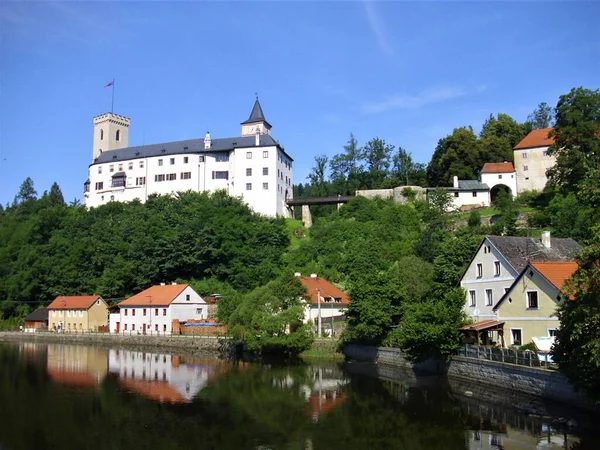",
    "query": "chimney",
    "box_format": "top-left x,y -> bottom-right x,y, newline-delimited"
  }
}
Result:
294,272 -> 301,277
542,231 -> 551,248
453,176 -> 459,188
255,128 -> 260,146
310,273 -> 317,279
204,131 -> 211,149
